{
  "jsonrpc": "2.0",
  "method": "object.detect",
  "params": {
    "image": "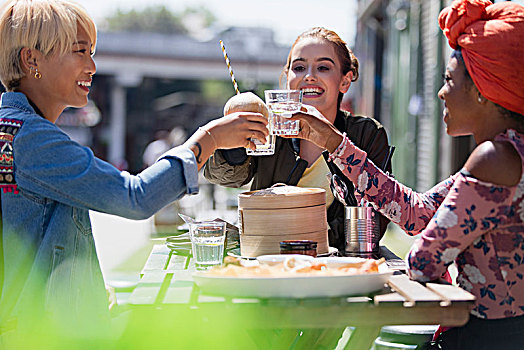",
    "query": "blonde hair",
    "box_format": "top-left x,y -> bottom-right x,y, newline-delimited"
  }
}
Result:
0,0 -> 97,91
